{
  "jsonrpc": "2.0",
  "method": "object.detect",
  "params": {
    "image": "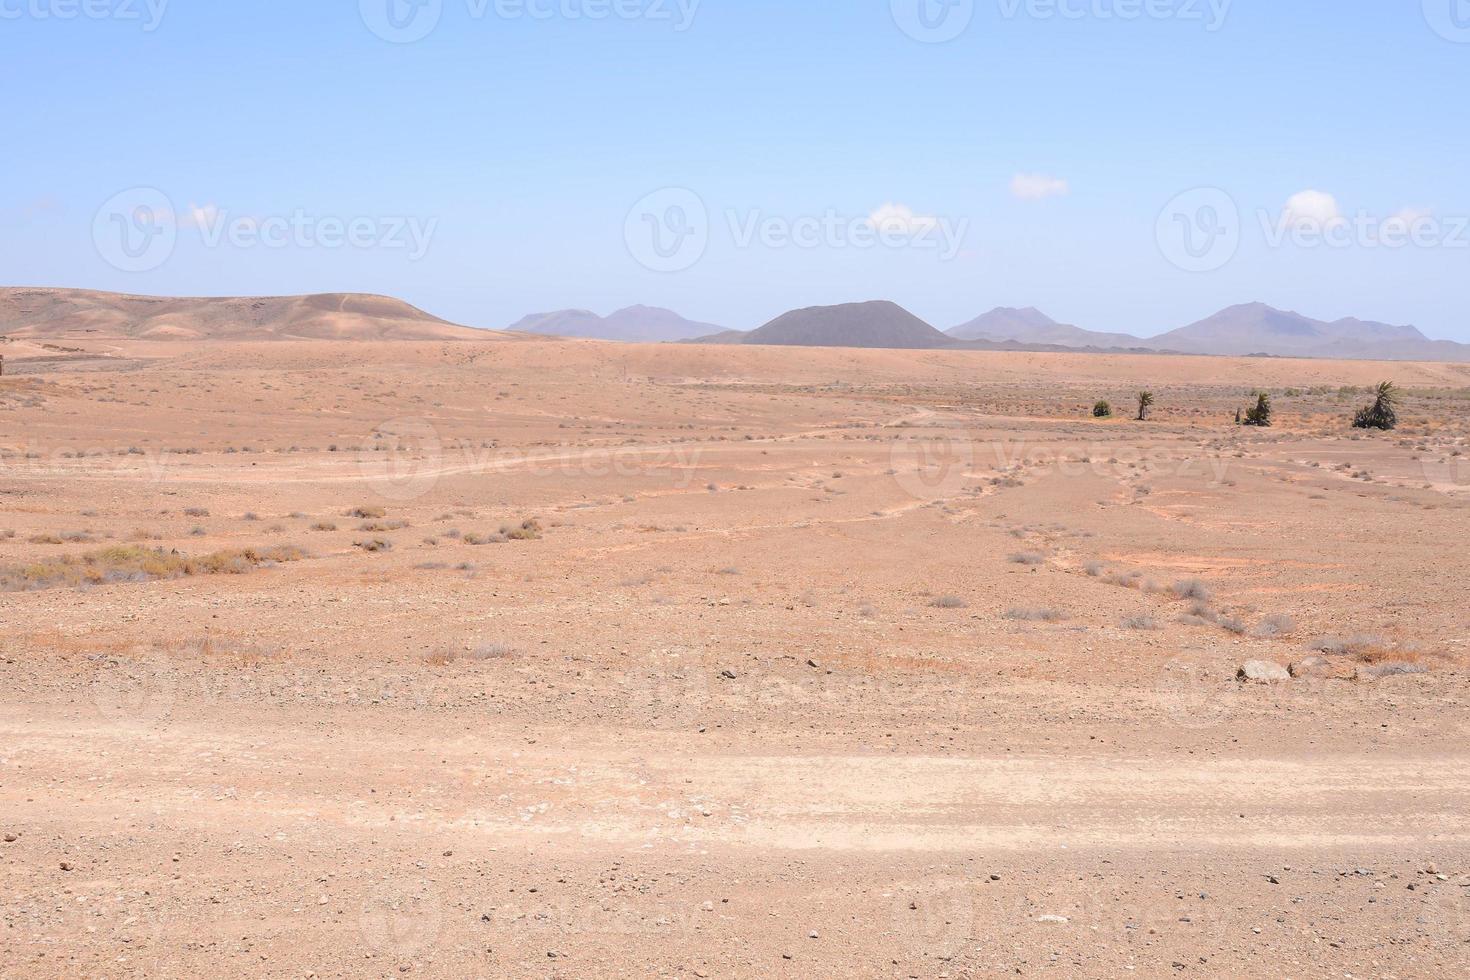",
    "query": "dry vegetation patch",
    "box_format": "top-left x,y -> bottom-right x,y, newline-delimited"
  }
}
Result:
1,544 -> 306,591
